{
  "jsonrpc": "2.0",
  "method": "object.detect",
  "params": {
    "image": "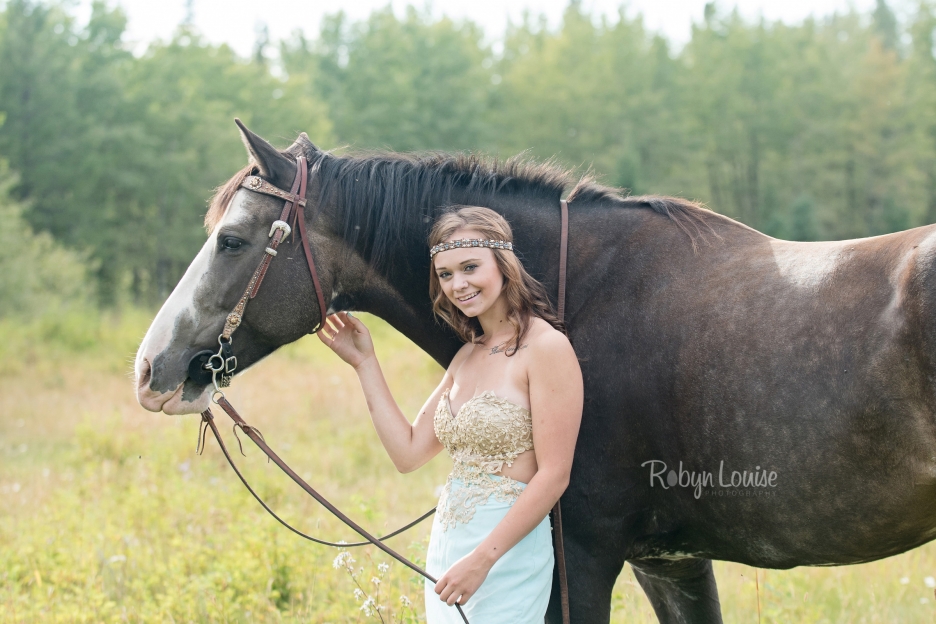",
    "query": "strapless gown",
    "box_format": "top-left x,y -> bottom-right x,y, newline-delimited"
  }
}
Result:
424,387 -> 553,623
